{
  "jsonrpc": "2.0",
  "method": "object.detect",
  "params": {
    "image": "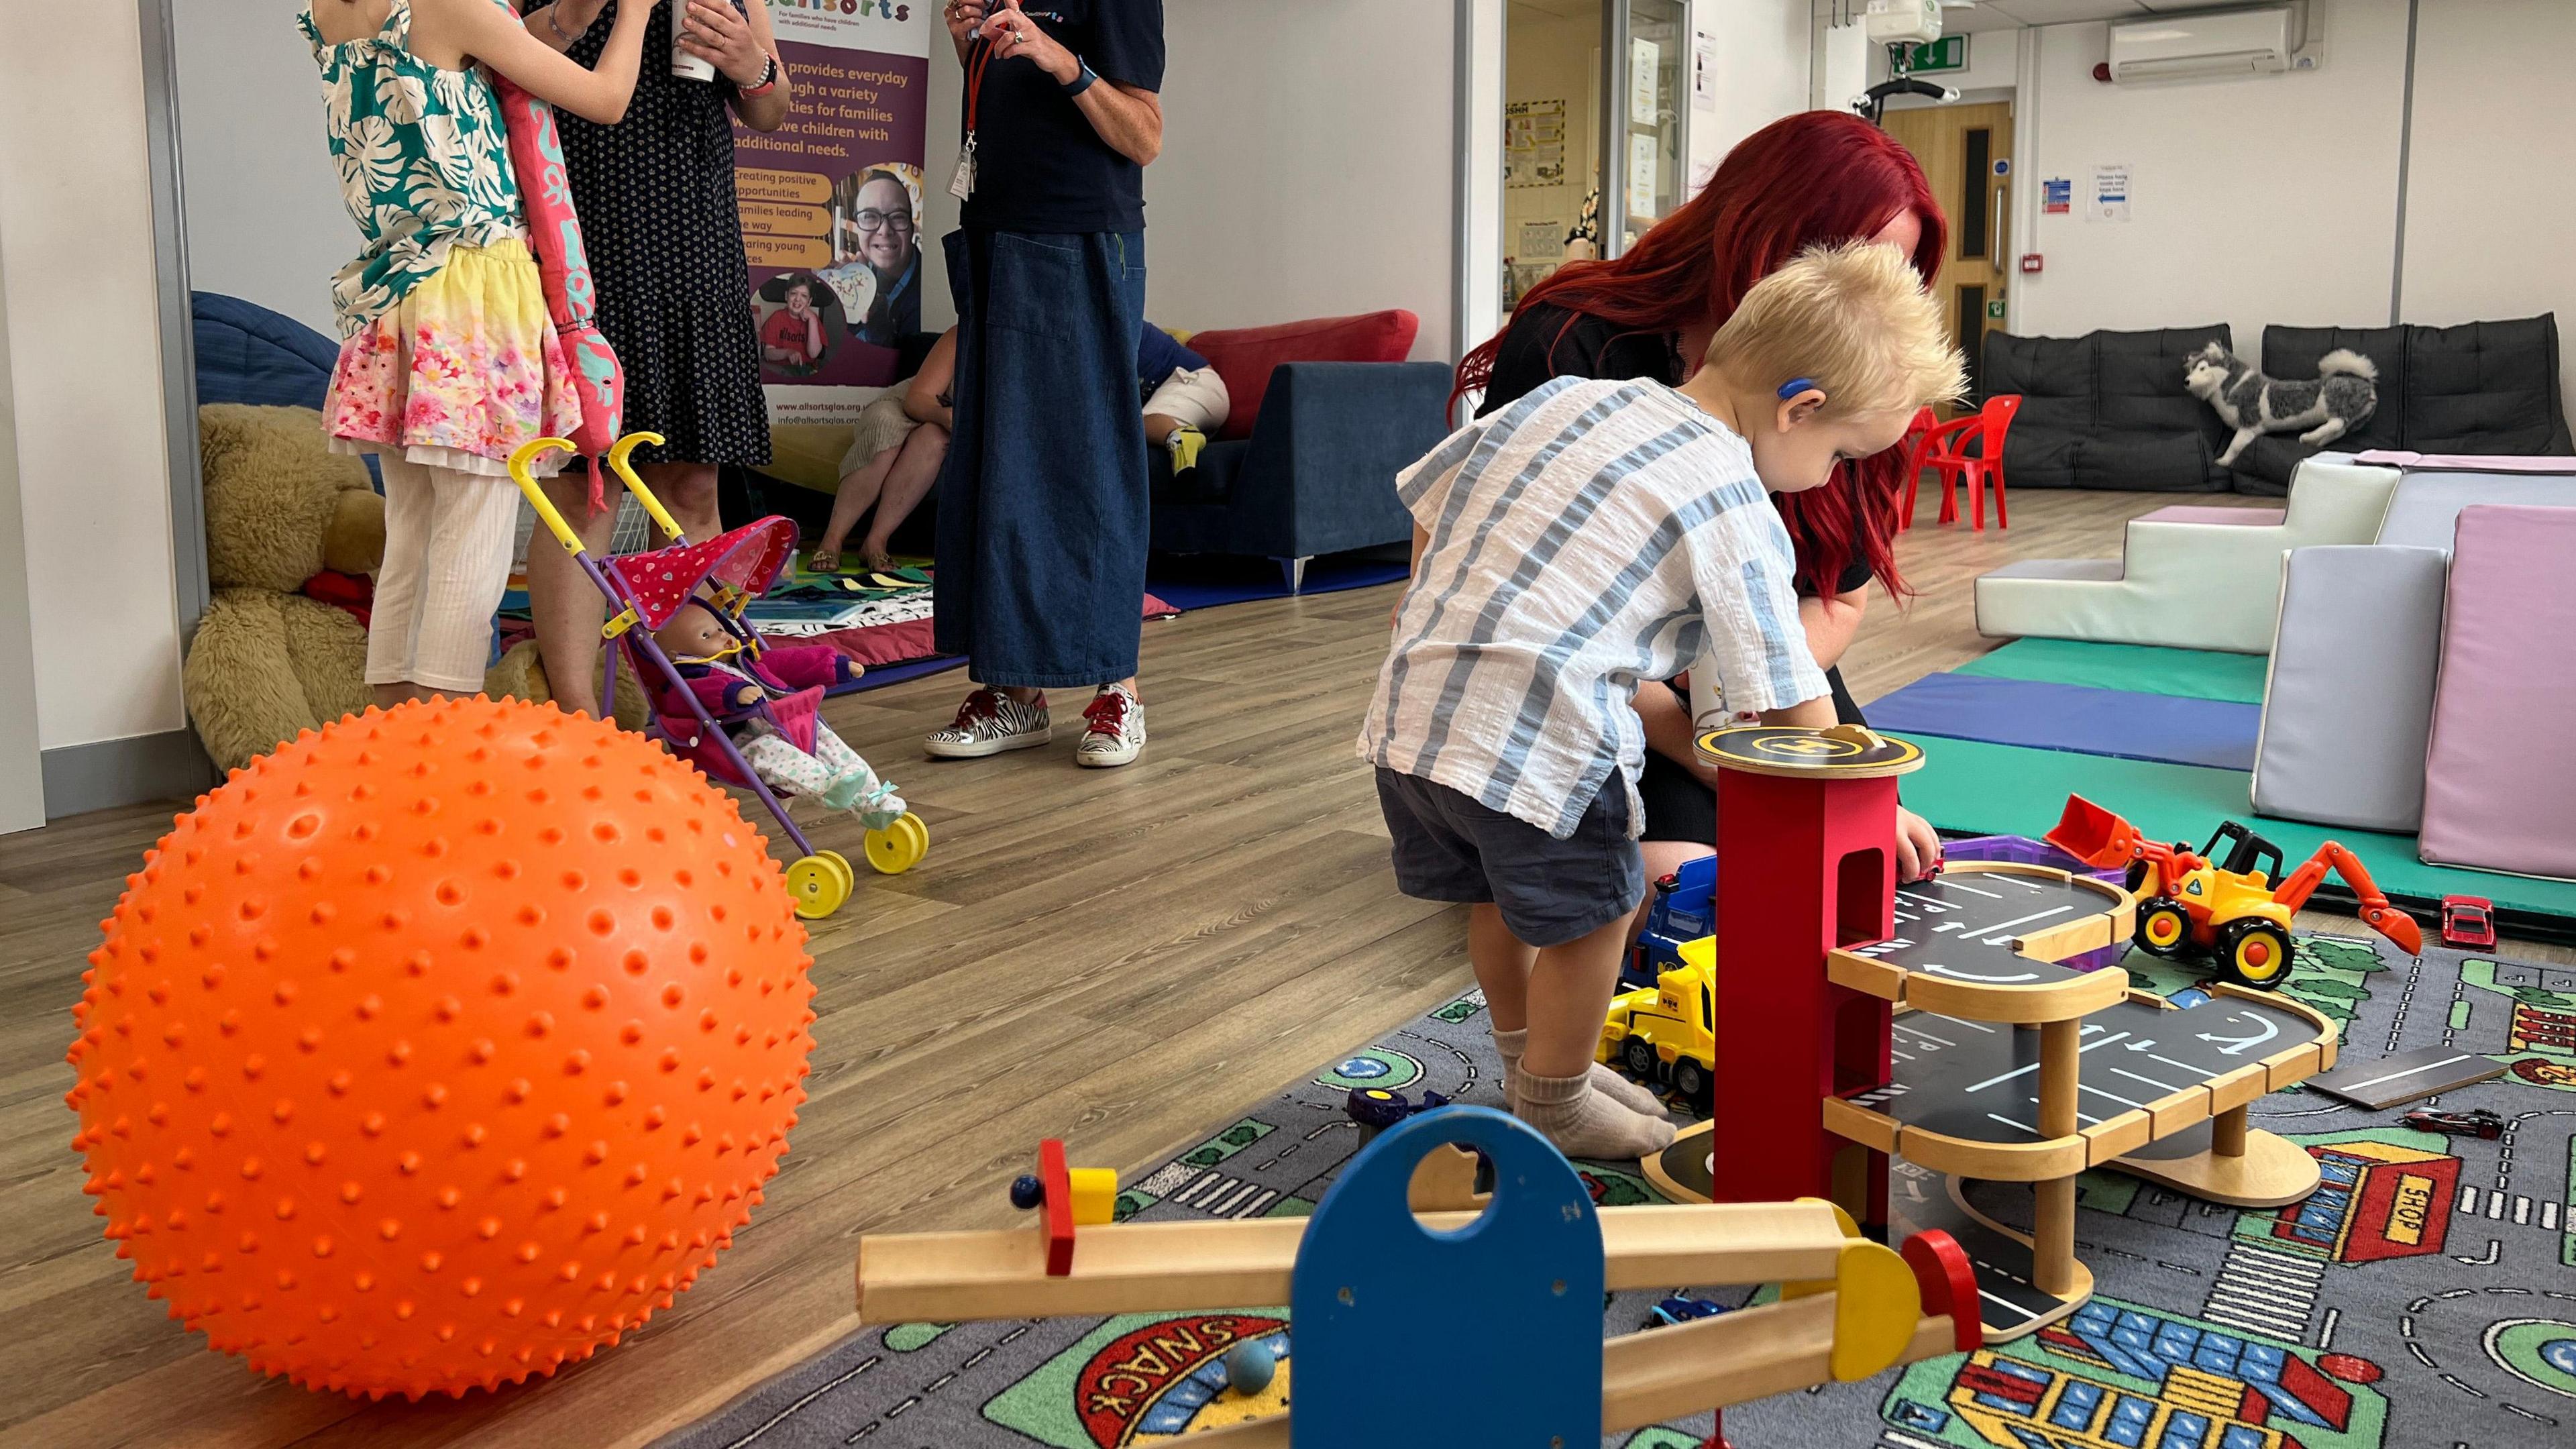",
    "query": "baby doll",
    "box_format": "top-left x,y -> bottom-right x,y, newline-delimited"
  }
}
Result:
649,602 -> 906,828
